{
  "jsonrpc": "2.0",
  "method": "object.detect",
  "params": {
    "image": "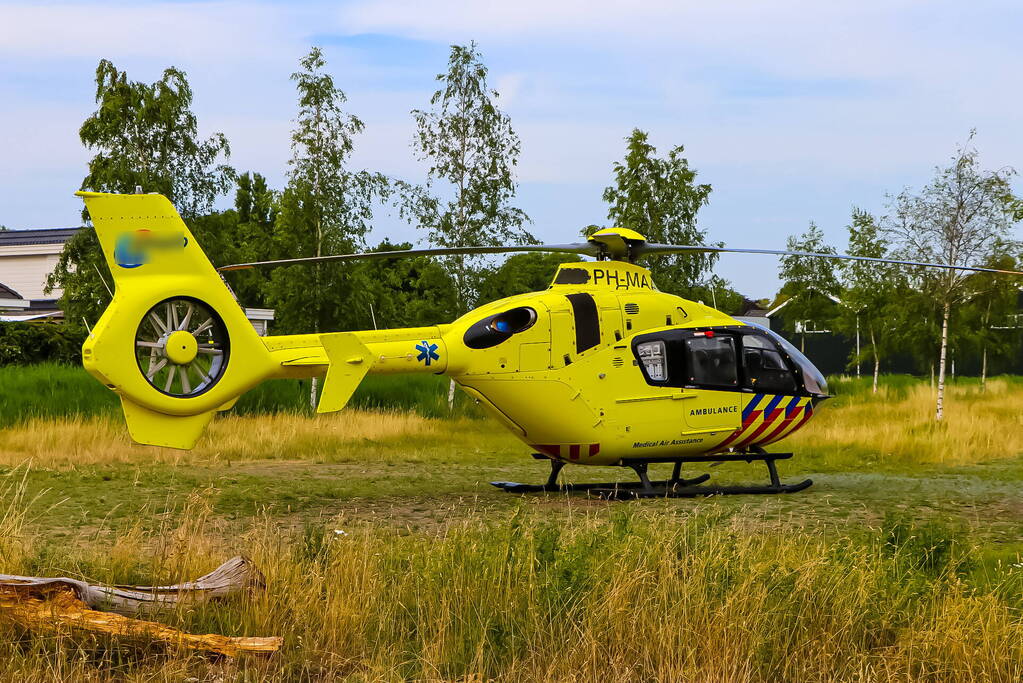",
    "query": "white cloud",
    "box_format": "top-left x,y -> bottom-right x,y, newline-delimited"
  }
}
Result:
0,2 -> 305,62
